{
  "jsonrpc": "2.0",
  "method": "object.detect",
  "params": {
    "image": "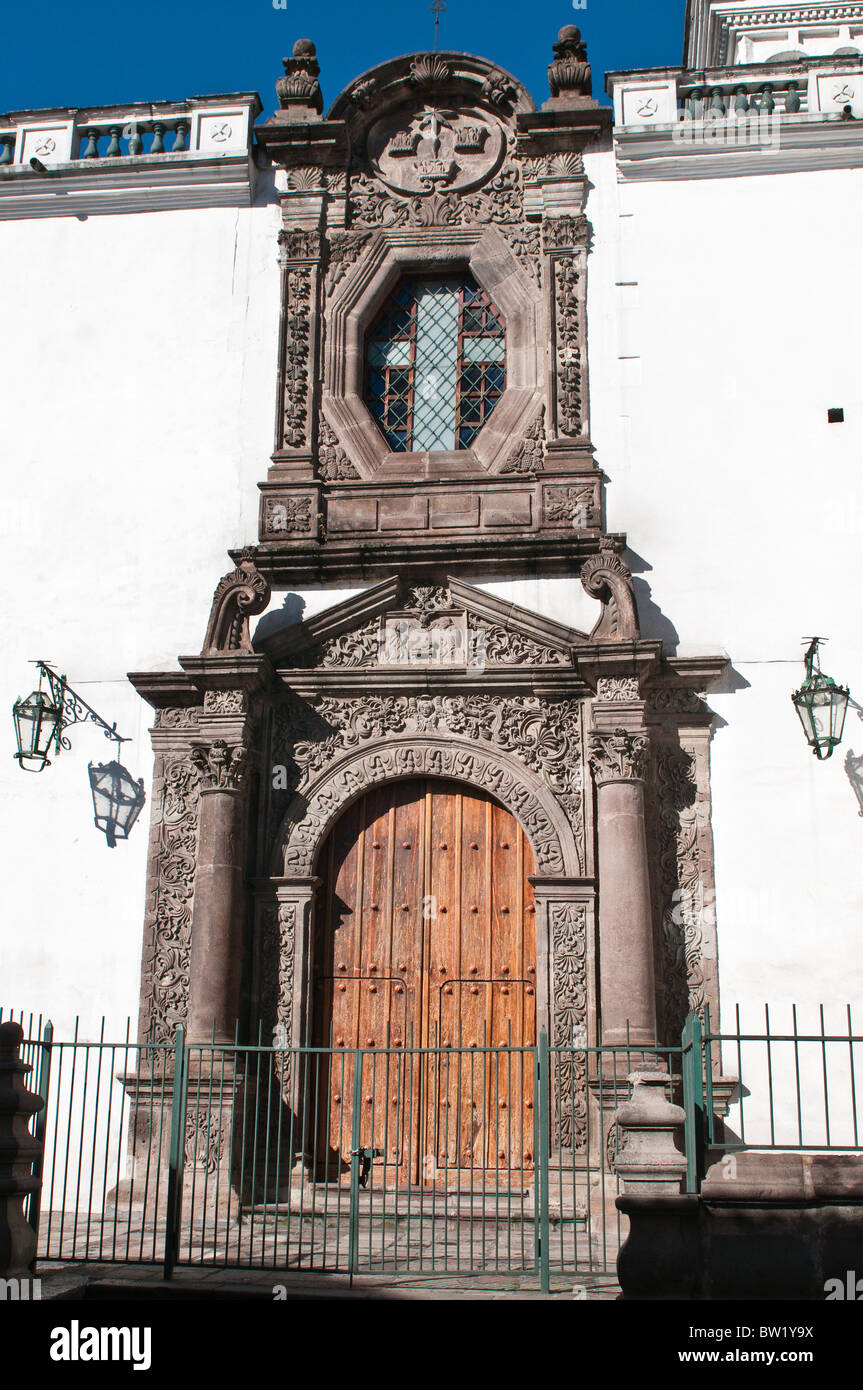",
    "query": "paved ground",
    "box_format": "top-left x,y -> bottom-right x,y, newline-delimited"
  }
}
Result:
38,1261 -> 621,1301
